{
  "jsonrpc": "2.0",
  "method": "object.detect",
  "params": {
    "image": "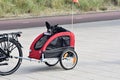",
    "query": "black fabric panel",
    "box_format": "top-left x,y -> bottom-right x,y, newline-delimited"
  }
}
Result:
44,47 -> 74,58
62,36 -> 70,47
34,36 -> 48,50
46,36 -> 70,50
